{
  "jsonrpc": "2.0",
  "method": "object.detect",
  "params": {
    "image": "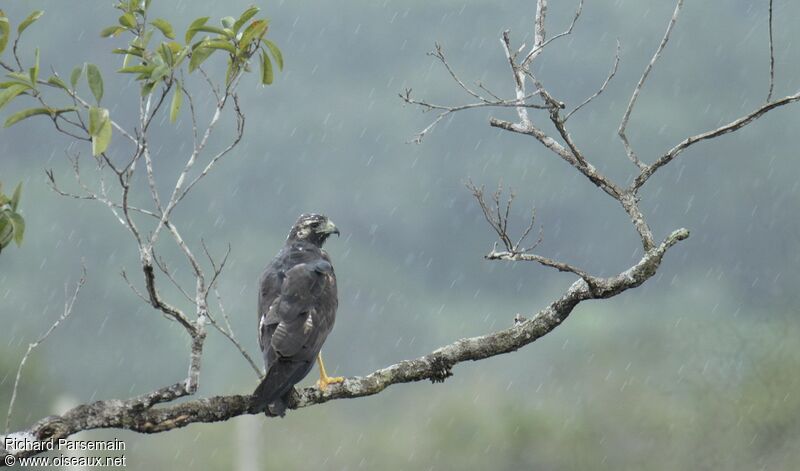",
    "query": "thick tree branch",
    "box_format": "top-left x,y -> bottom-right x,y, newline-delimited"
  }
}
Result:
0,229 -> 688,462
